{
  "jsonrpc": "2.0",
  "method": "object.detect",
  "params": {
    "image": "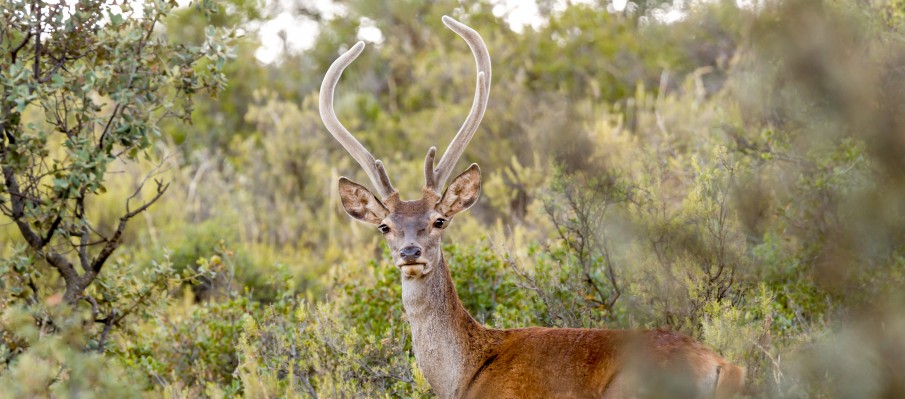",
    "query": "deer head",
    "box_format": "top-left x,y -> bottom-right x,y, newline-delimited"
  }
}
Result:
320,16 -> 490,279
